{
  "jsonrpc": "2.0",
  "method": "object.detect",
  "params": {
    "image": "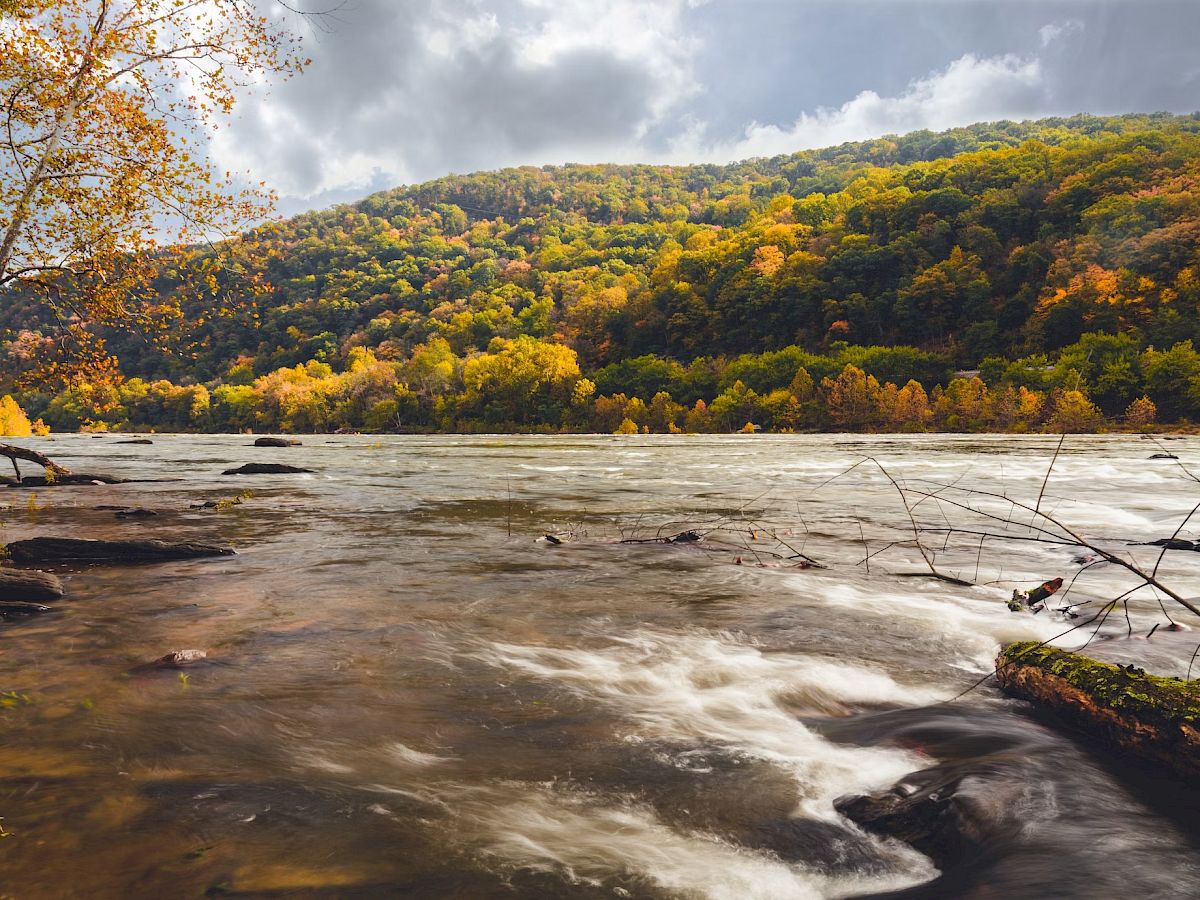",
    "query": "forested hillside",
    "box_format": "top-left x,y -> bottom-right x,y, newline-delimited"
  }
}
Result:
5,112 -> 1200,432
